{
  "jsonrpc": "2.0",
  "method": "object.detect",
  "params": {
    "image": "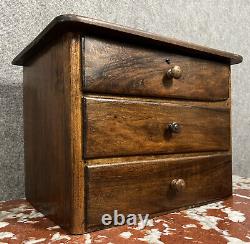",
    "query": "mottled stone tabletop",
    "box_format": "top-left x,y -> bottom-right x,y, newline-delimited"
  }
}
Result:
0,175 -> 249,244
